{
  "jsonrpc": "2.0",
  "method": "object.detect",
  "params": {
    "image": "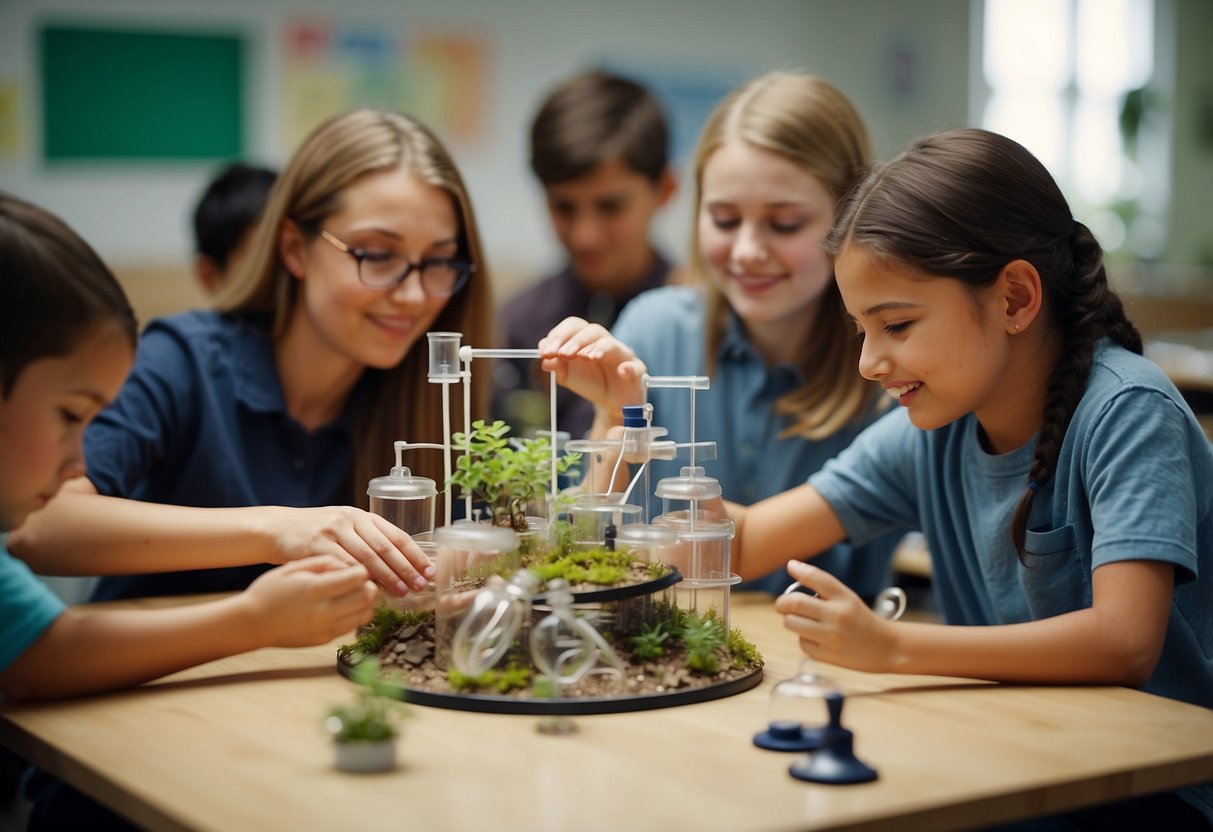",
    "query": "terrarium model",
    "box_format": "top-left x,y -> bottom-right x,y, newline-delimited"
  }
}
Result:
338,331 -> 763,714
